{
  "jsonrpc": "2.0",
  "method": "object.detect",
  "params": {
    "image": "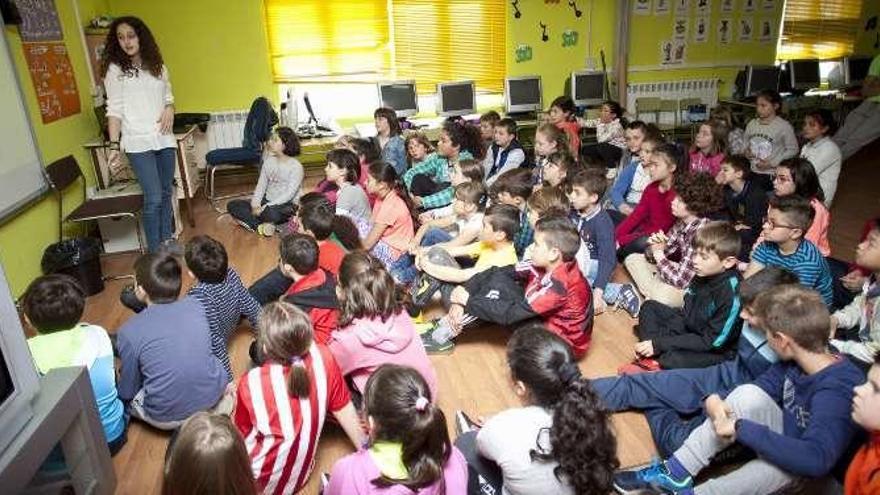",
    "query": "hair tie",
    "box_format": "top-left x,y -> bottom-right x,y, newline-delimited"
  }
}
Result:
558,362 -> 582,387
414,396 -> 429,412
290,356 -> 304,367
